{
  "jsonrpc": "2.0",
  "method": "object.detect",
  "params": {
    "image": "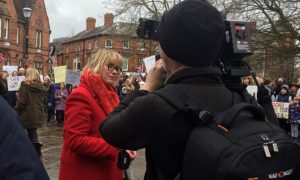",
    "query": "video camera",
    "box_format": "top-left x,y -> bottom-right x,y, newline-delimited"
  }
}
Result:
136,18 -> 255,80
